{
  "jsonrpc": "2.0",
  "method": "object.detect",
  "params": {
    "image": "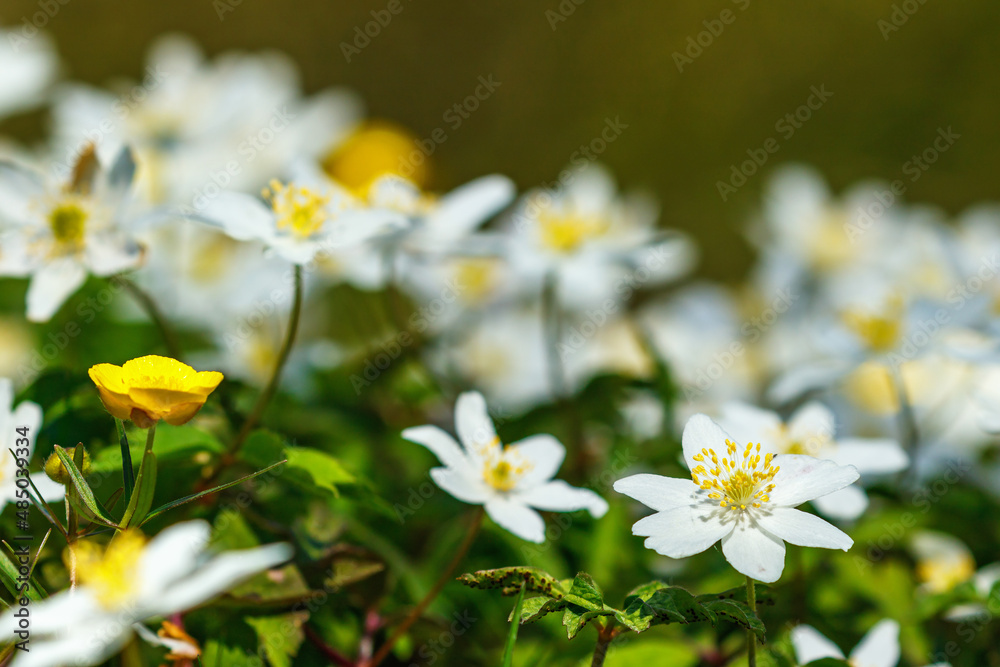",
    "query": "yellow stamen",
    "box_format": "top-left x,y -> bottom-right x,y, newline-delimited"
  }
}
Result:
48,202 -> 88,248
264,180 -> 330,239
692,439 -> 780,512
537,209 -> 608,254
69,530 -> 147,609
